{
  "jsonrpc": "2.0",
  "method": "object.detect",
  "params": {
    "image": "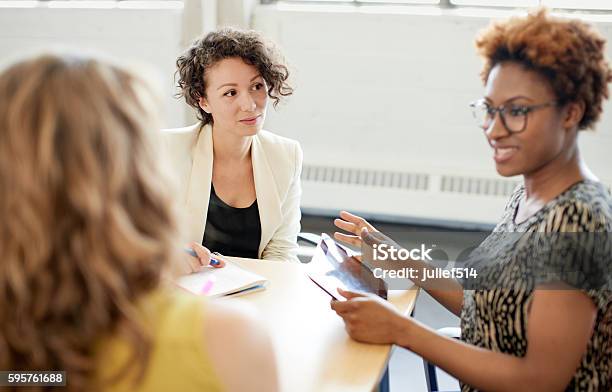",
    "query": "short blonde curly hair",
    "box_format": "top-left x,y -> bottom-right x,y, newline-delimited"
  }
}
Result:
475,8 -> 612,130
